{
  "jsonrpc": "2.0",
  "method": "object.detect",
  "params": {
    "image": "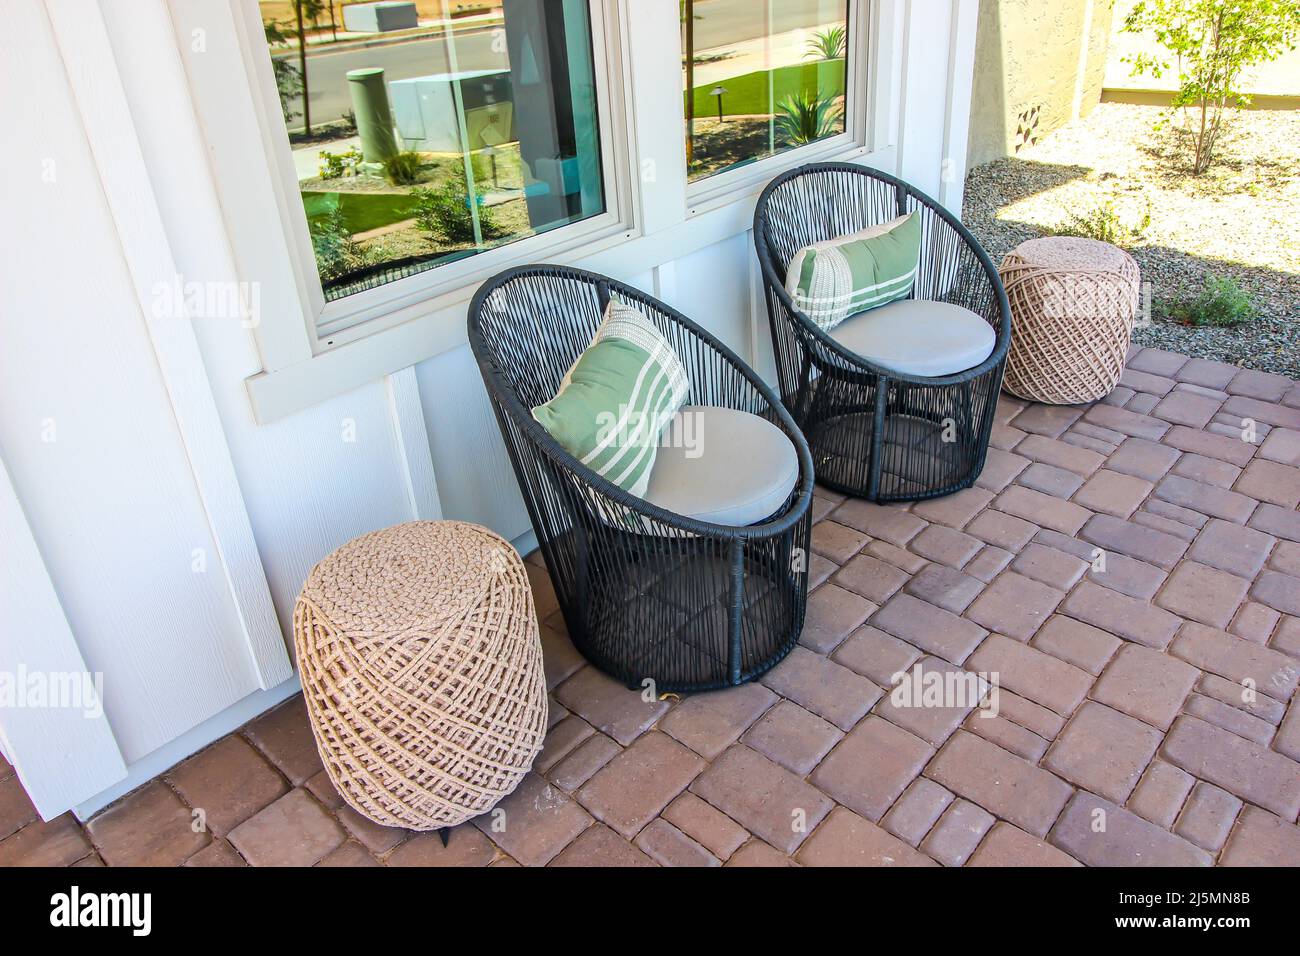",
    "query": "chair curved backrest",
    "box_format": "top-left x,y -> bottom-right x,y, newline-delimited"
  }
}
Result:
757,164 -> 910,276
467,263 -> 813,536
469,265 -> 771,426
468,266 -> 609,414
756,162 -> 1008,314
